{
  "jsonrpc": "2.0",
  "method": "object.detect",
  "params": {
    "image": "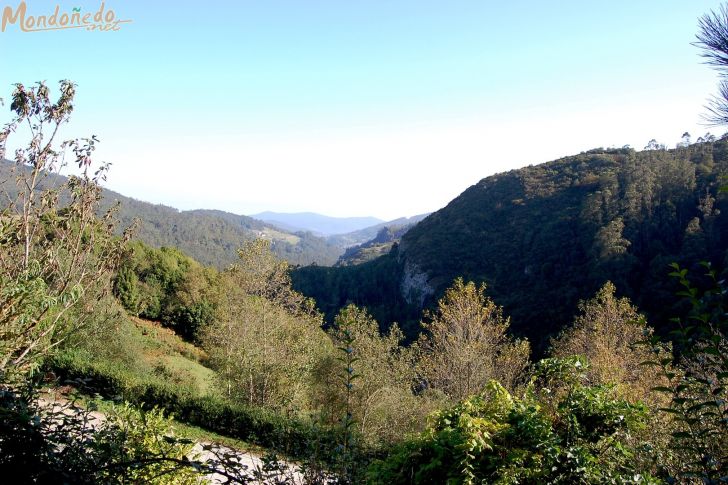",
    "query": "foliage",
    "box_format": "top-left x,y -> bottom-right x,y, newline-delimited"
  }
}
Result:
63,307 -> 214,395
49,296 -> 334,456
316,305 -> 434,447
416,278 -> 530,401
51,348 -> 342,462
550,281 -> 670,405
695,3 -> 728,125
202,239 -> 333,413
291,249 -> 424,341
369,358 -> 657,485
114,240 -> 217,340
0,388 -> 202,484
0,80 -> 127,383
89,403 -> 201,484
332,308 -> 360,483
293,142 -> 728,355
642,262 -> 728,482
